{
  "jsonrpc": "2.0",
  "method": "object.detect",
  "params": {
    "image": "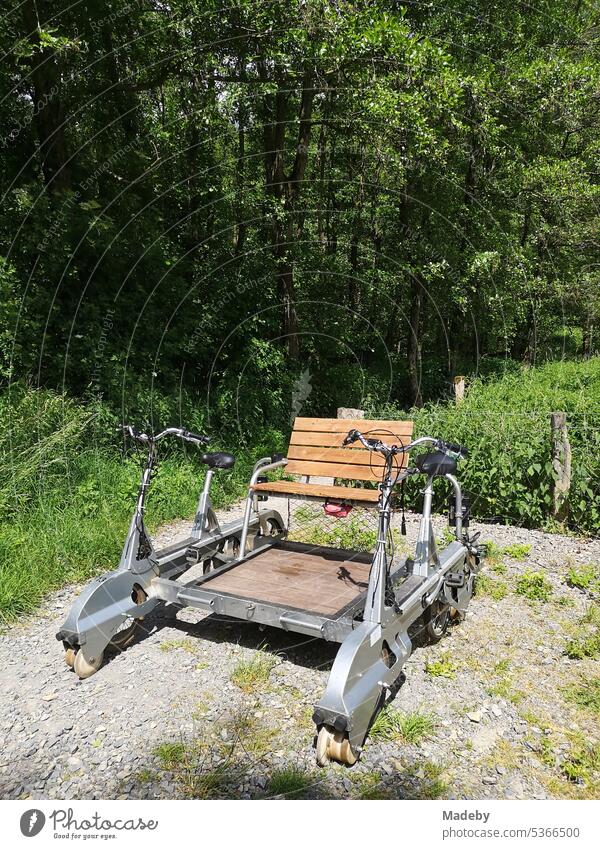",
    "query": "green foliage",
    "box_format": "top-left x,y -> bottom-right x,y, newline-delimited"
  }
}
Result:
567,564 -> 600,595
564,679 -> 600,717
476,575 -> 509,601
0,386 -> 281,622
370,708 -> 436,744
154,742 -> 187,768
267,767 -> 311,798
503,544 -> 531,560
515,571 -> 553,602
425,652 -> 457,679
230,650 -> 277,693
565,605 -> 600,660
561,739 -> 600,786
376,359 -> 600,535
